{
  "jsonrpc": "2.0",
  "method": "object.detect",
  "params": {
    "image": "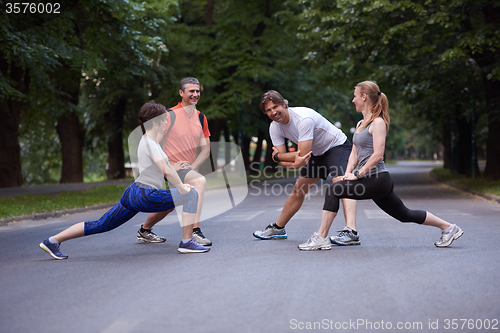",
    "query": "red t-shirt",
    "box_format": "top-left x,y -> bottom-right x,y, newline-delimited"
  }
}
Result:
162,103 -> 210,164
